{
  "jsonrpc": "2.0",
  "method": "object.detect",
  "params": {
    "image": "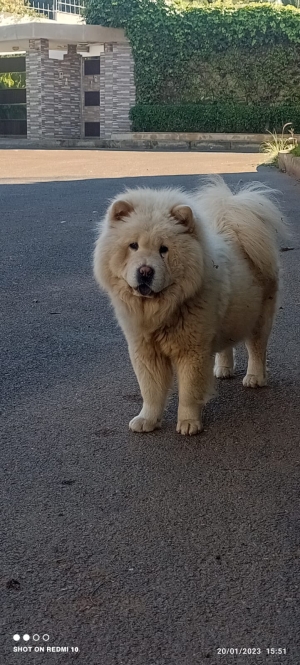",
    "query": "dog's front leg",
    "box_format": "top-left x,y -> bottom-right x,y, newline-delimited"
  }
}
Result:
175,351 -> 214,435
128,342 -> 173,433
